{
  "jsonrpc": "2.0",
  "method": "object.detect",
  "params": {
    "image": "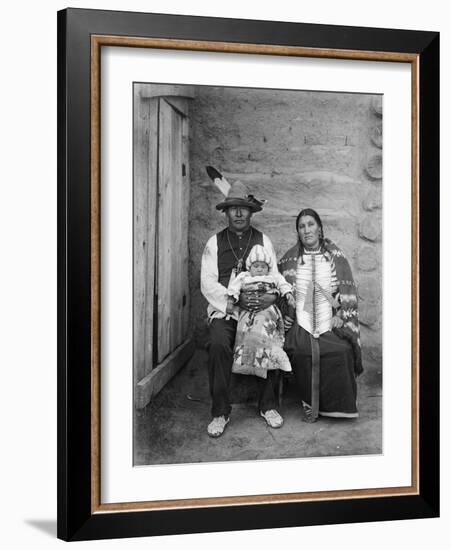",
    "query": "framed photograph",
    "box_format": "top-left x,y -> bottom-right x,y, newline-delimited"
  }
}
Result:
57,8 -> 439,541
